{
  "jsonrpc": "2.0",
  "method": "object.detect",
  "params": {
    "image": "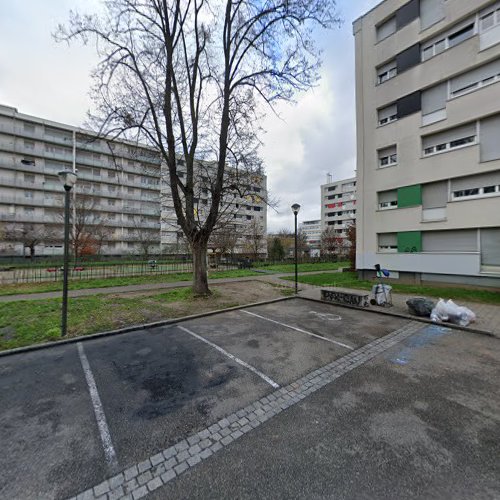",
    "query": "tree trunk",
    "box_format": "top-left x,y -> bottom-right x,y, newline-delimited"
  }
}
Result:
192,239 -> 210,296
